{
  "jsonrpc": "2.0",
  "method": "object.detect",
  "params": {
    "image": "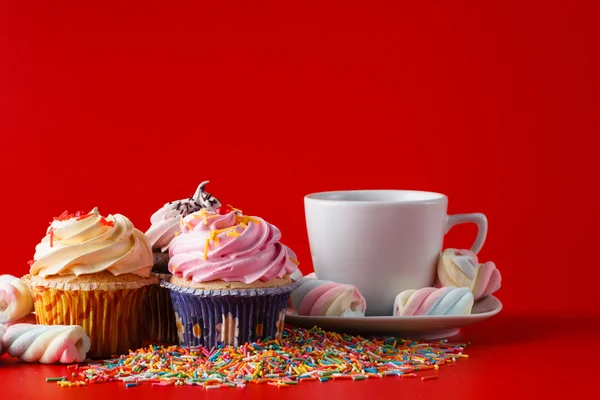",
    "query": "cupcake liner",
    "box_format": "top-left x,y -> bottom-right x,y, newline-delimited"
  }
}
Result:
24,277 -> 154,359
23,275 -> 158,291
145,273 -> 177,344
162,280 -> 300,348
